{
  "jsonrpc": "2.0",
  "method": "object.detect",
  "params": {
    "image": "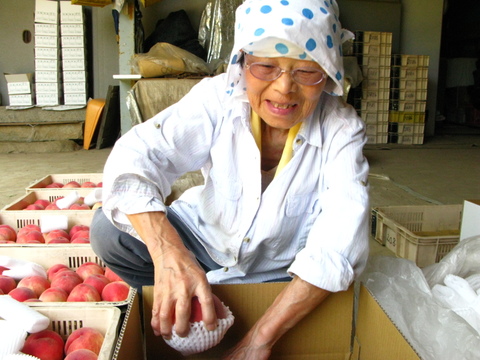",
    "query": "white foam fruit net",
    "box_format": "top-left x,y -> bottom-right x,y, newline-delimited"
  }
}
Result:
164,304 -> 235,356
